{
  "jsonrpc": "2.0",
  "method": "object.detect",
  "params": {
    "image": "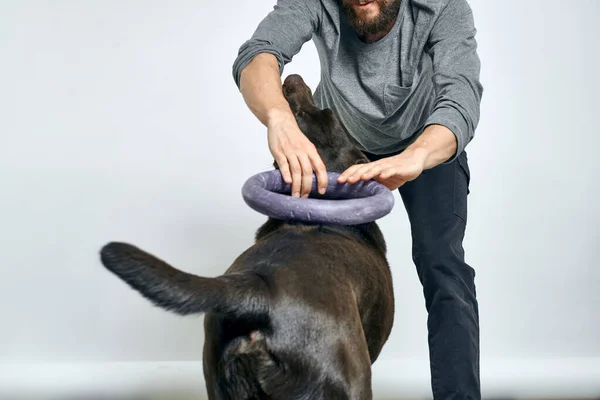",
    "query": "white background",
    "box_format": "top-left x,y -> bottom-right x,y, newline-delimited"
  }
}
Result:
1,0 -> 599,398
